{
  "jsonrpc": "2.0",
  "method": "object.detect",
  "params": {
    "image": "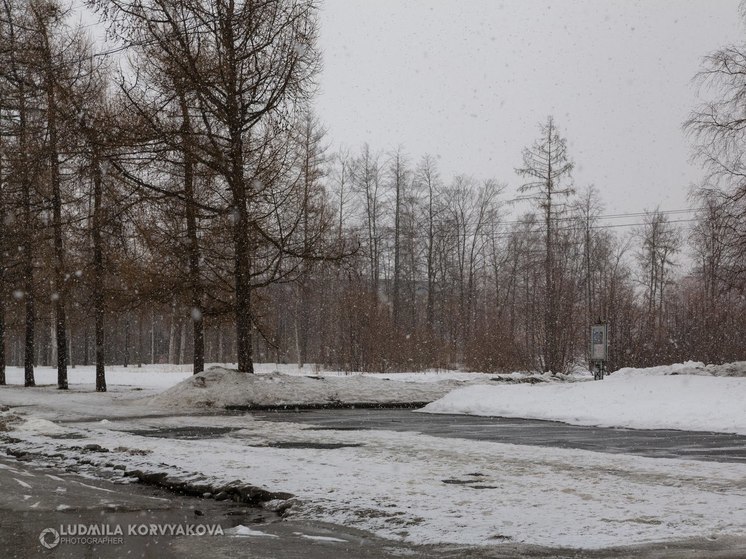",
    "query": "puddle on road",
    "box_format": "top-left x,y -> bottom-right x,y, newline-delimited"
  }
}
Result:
303,426 -> 368,431
47,433 -> 87,440
120,427 -> 363,450
441,479 -> 498,490
123,426 -> 240,439
262,441 -> 363,450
